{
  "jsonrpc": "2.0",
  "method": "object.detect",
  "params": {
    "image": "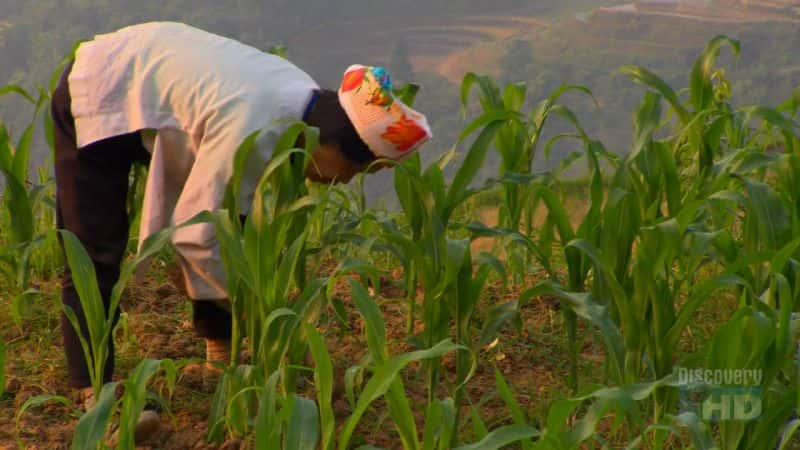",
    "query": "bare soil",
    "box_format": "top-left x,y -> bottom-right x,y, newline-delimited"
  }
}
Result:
0,255 -> 591,449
